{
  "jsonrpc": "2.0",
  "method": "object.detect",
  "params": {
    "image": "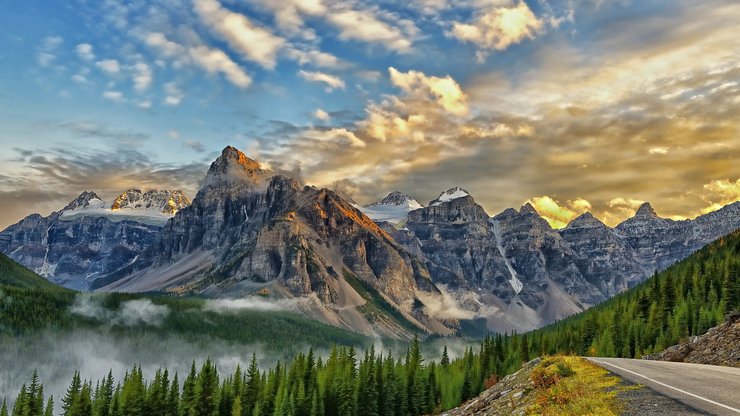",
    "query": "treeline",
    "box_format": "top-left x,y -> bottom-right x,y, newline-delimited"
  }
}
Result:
522,229 -> 740,358
1,335 -> 530,416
